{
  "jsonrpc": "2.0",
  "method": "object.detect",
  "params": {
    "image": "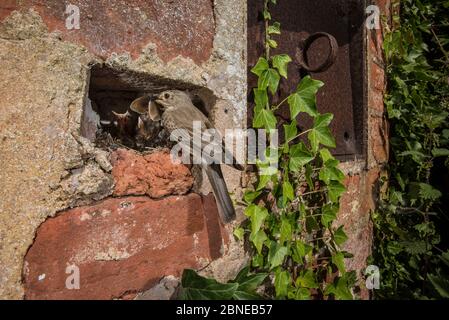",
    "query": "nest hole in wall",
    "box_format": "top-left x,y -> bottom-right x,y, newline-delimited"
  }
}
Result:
81,64 -> 217,152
